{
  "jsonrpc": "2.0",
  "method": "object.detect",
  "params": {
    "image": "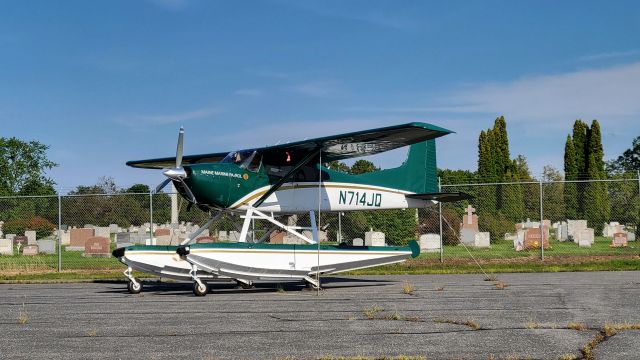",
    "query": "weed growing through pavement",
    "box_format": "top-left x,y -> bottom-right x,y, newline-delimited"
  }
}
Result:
17,302 -> 28,325
603,322 -> 640,336
362,305 -> 384,320
86,330 -> 97,337
401,280 -> 415,295
433,318 -> 480,330
567,322 -> 587,331
558,354 -> 578,360
525,318 -> 540,329
435,286 -> 444,291
494,281 -> 508,290
385,309 -> 404,321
